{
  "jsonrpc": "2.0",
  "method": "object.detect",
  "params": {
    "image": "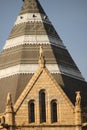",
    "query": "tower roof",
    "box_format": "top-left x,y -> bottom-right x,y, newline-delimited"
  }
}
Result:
0,0 -> 87,113
3,0 -> 62,49
20,0 -> 46,14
